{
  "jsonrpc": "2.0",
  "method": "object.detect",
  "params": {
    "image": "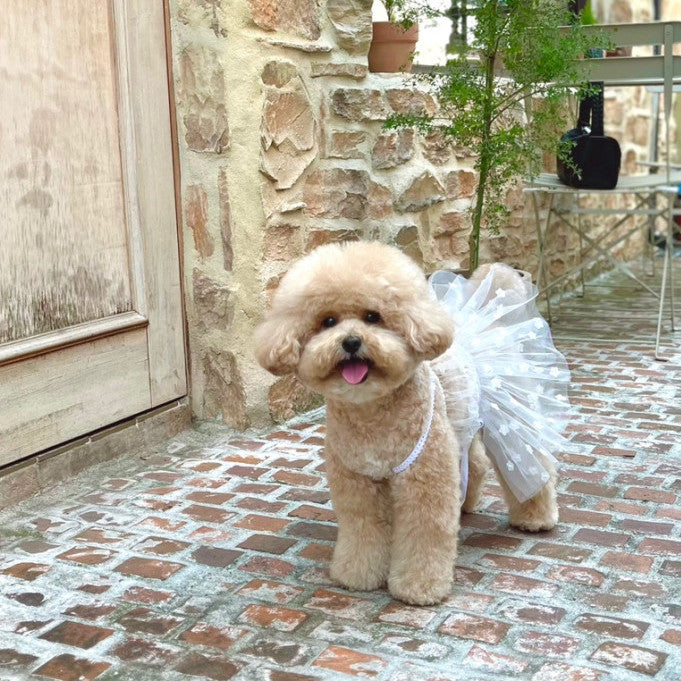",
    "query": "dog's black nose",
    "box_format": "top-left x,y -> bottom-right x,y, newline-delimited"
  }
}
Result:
342,335 -> 362,355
